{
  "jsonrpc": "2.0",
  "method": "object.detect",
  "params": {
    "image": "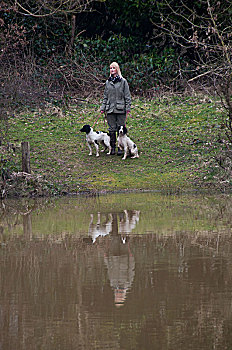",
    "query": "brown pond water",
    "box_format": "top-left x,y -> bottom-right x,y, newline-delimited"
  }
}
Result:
1,192 -> 232,350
